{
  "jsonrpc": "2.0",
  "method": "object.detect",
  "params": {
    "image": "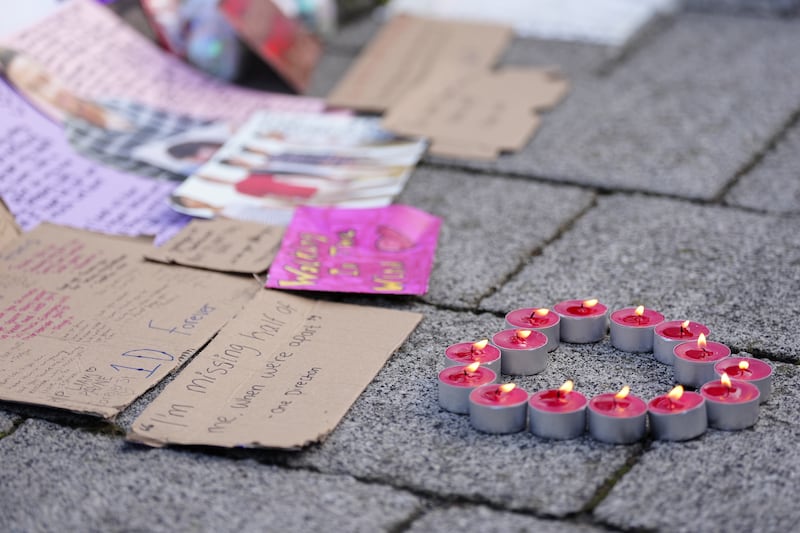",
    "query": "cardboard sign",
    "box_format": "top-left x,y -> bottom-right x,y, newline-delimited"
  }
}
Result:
128,290 -> 422,449
383,67 -> 570,160
145,218 -> 284,274
0,224 -> 259,418
266,205 -> 441,295
326,15 -> 512,112
0,198 -> 21,250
